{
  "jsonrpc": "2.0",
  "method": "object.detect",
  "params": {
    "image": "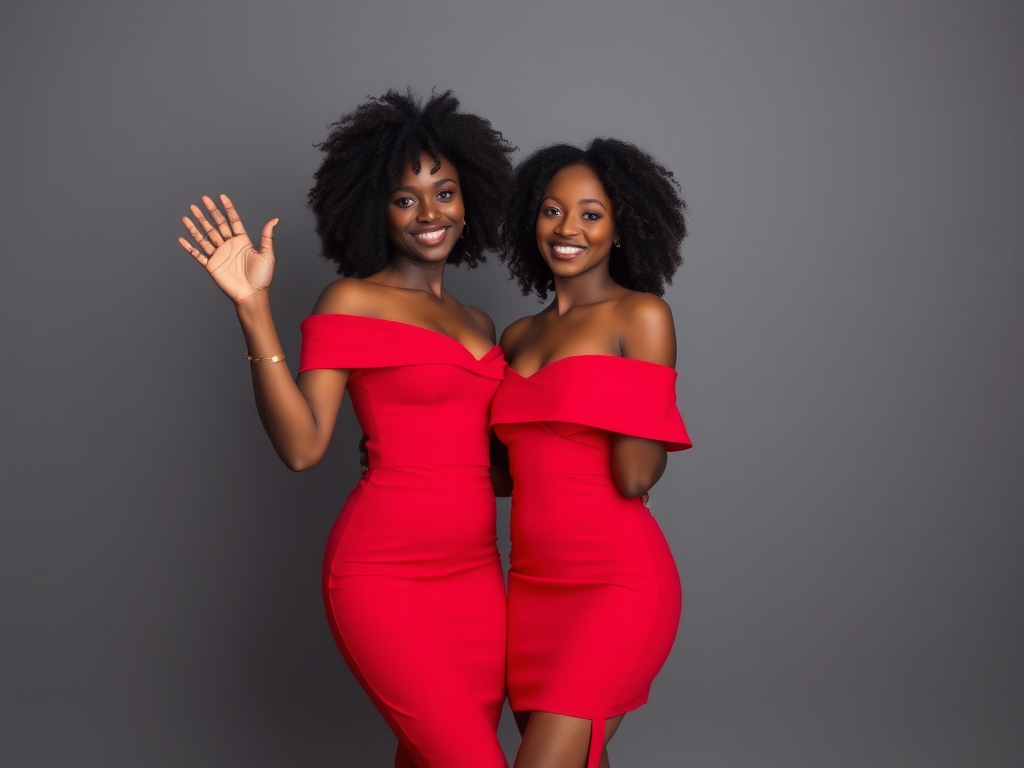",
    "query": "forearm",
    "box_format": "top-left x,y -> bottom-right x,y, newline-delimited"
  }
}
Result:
236,294 -> 332,470
611,435 -> 668,498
